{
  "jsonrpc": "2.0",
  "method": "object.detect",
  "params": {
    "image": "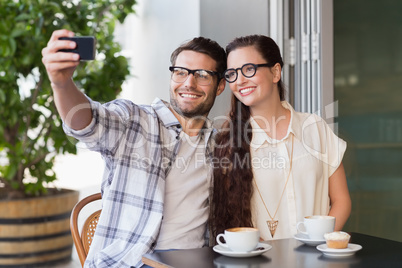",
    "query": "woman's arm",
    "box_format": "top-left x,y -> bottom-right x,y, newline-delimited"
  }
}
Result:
328,162 -> 352,231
